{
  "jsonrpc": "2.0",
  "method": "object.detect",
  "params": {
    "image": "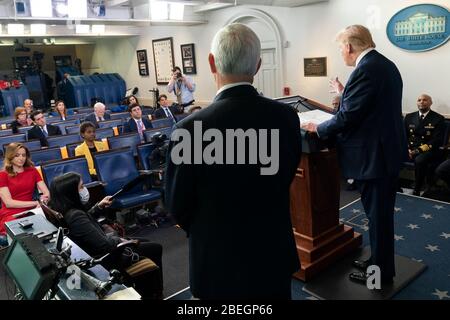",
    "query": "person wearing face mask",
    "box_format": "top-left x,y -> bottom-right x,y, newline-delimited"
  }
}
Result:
48,172 -> 164,299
